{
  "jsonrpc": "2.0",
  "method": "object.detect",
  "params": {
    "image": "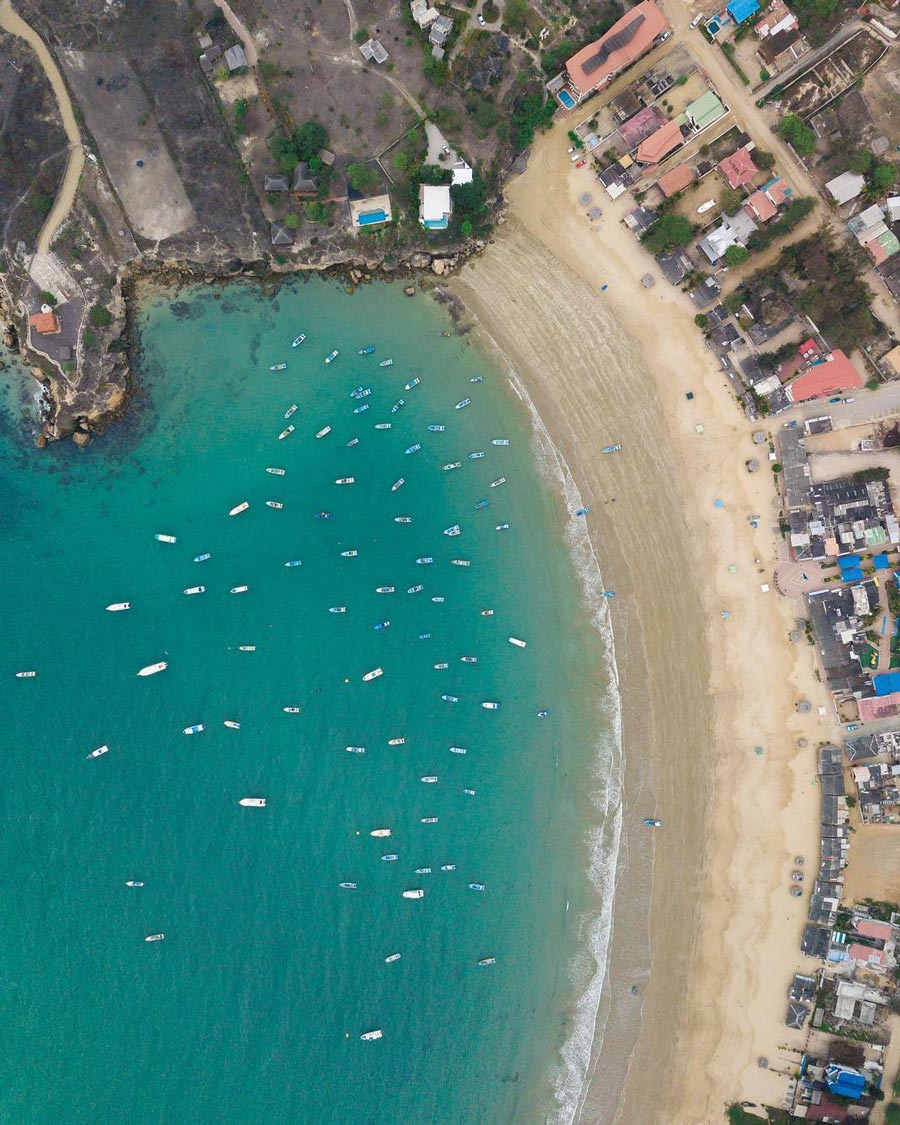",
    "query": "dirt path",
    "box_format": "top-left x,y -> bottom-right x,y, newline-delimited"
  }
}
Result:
210,0 -> 258,66
0,0 -> 84,258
